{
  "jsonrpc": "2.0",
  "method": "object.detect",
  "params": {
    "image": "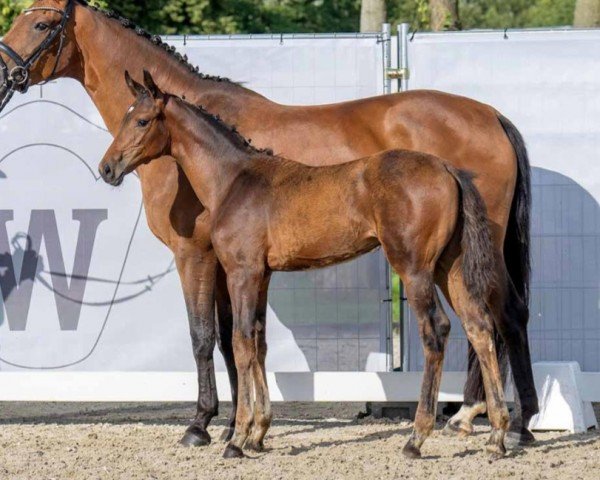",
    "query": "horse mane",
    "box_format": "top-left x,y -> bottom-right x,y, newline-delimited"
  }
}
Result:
174,96 -> 274,157
78,0 -> 236,85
